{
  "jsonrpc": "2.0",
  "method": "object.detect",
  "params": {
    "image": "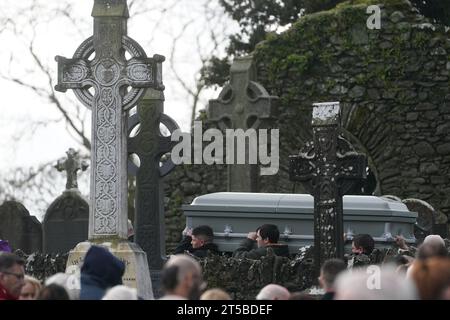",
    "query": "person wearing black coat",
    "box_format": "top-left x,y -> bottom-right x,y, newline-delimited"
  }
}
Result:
174,225 -> 219,258
233,224 -> 290,259
79,245 -> 125,300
